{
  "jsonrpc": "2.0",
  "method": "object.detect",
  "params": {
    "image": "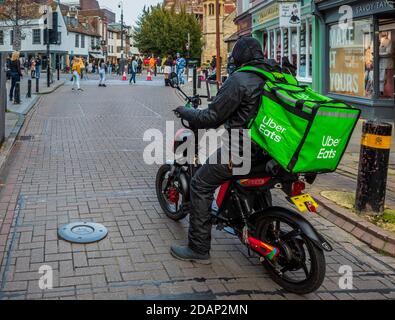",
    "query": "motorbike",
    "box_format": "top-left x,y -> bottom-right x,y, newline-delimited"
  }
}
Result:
155,72 -> 333,294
